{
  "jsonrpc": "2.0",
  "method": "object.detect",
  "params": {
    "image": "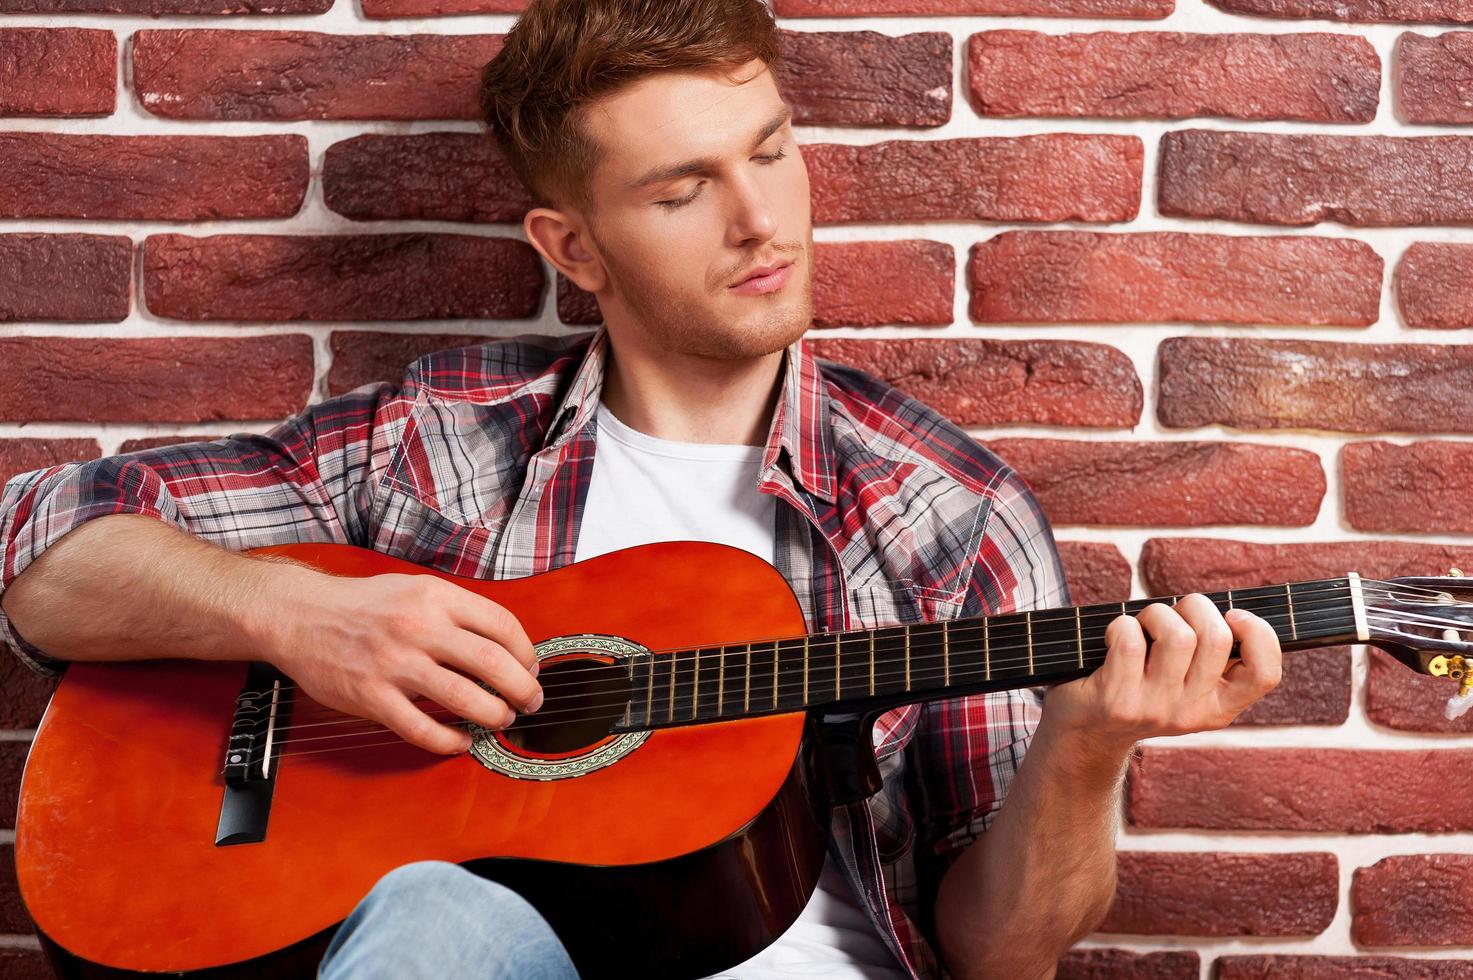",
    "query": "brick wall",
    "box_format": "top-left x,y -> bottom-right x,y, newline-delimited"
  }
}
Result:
2,0 -> 1472,977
